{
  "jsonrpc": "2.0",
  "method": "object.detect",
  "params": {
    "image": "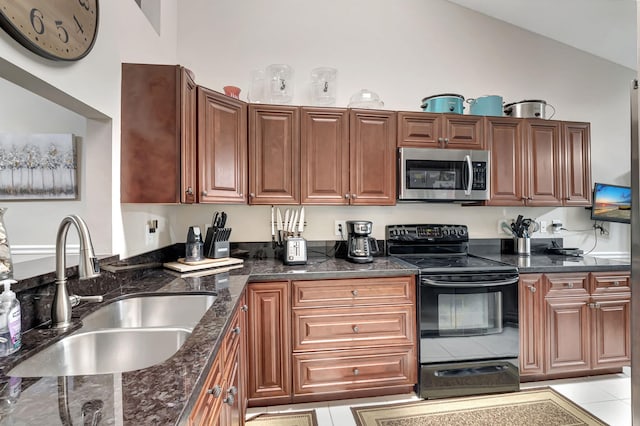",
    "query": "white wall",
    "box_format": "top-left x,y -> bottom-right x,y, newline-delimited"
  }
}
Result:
0,0 -> 635,260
